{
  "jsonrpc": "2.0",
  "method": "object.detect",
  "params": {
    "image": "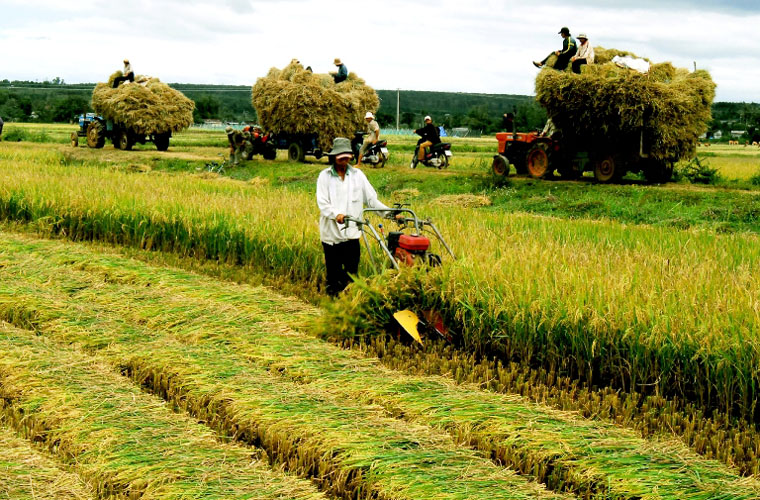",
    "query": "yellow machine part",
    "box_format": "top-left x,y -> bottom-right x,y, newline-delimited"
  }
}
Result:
393,310 -> 423,345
